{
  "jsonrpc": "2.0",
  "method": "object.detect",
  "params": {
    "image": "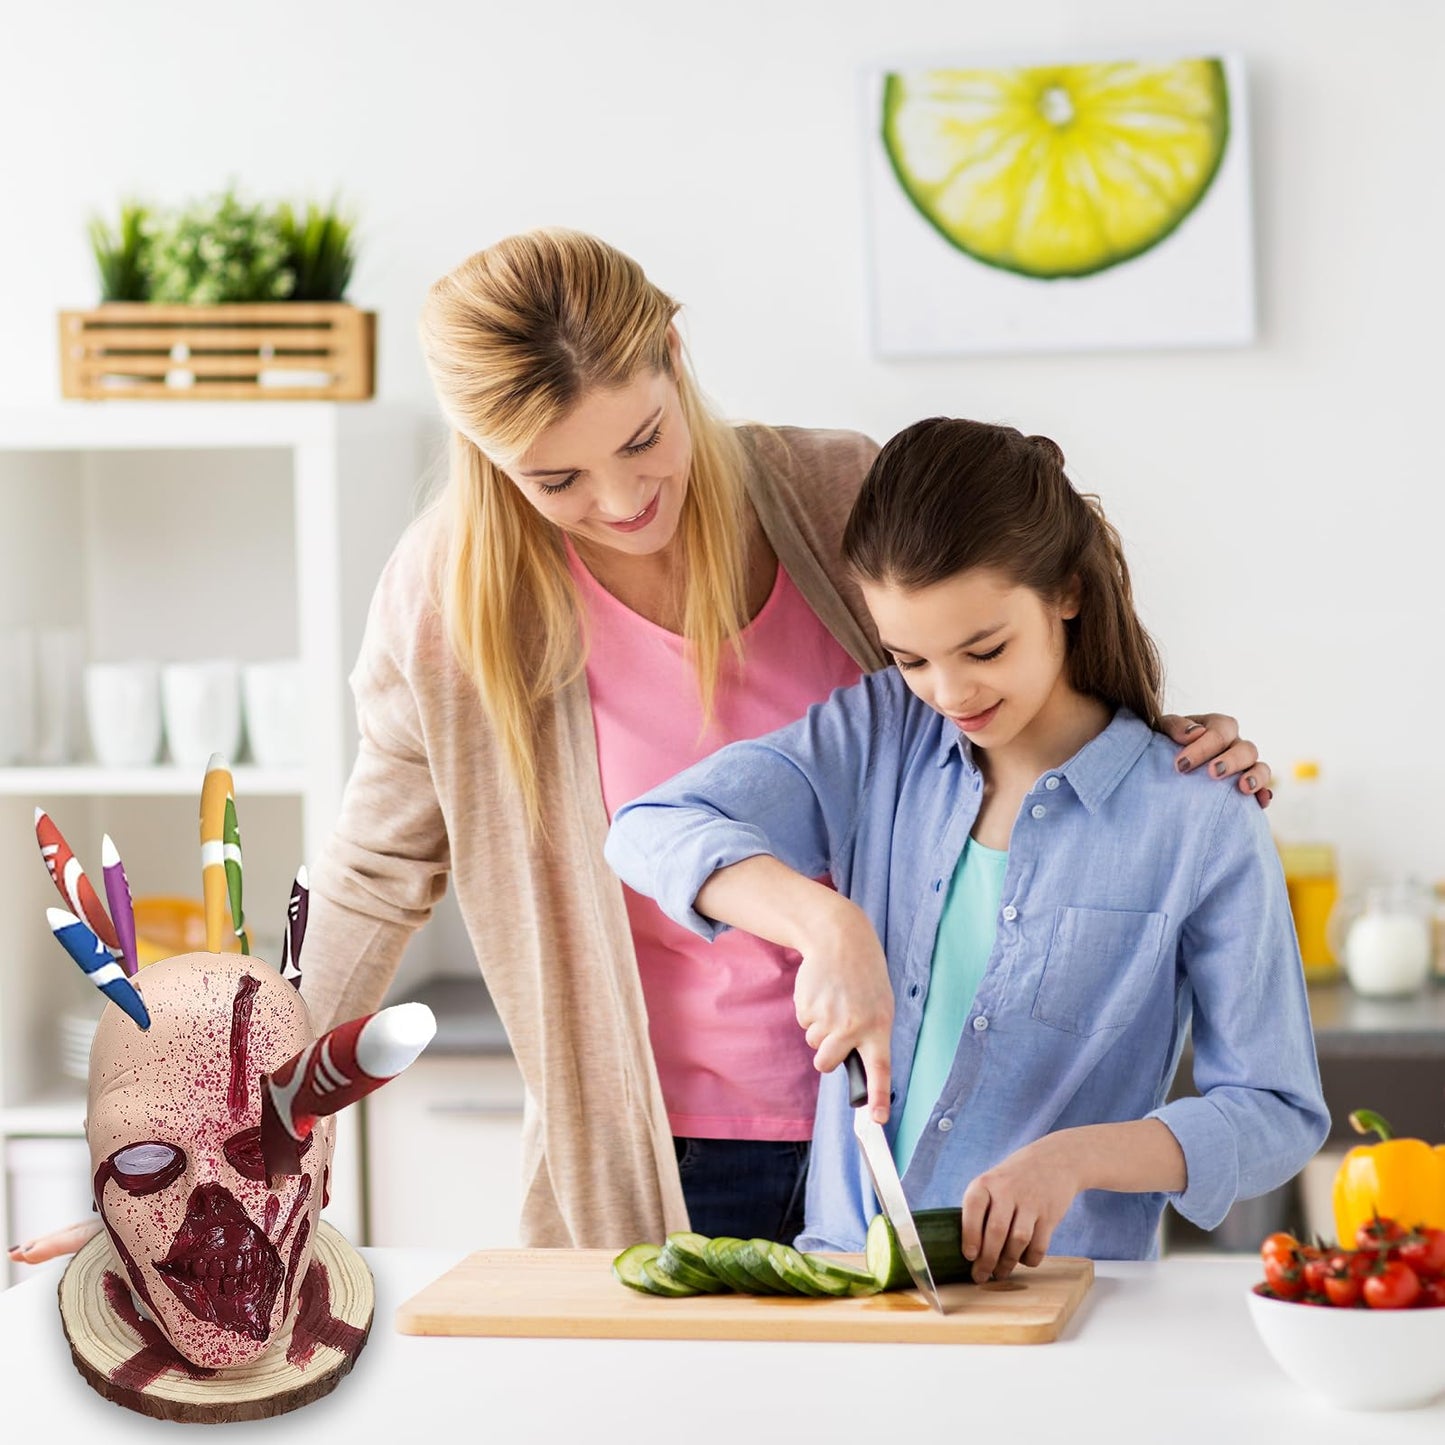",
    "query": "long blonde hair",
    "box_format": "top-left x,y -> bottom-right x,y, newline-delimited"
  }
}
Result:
419,229 -> 751,832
